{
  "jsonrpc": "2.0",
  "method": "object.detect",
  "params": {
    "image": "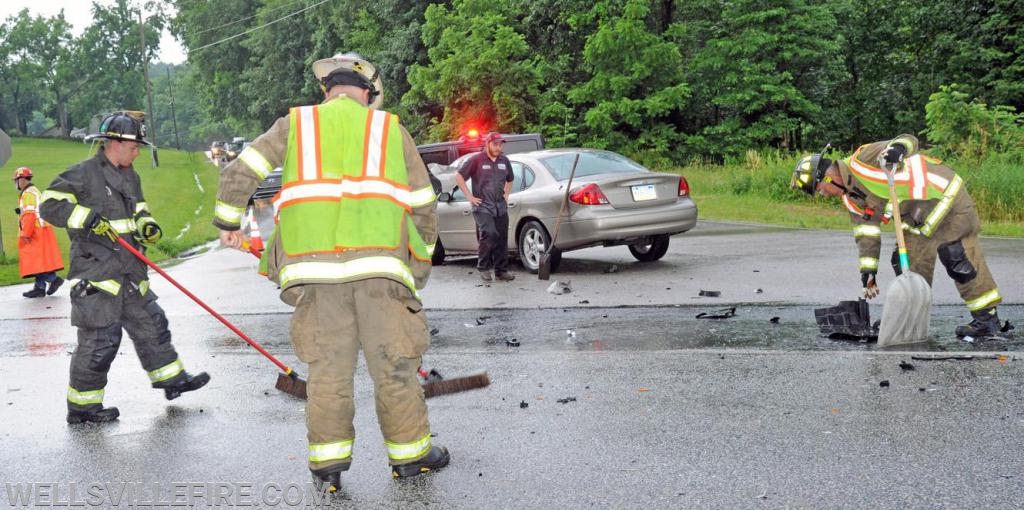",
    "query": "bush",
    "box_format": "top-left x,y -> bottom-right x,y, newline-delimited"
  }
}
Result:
924,84 -> 1024,162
